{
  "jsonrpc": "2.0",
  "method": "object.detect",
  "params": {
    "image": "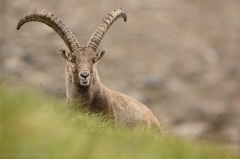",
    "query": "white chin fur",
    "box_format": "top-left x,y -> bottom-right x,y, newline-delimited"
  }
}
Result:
80,82 -> 89,87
